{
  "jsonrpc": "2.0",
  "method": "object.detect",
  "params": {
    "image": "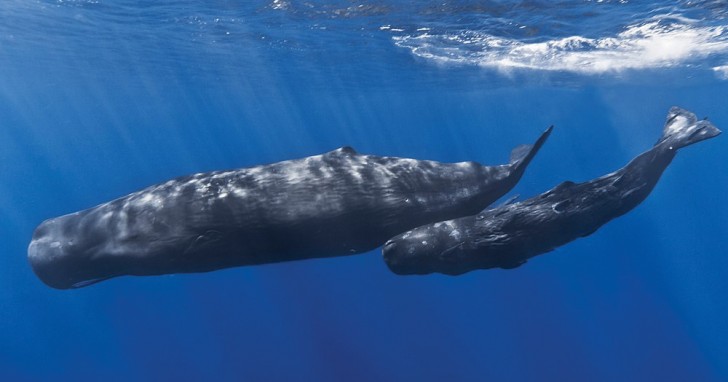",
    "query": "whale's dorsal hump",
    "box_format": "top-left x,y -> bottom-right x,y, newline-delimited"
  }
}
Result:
330,146 -> 358,156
